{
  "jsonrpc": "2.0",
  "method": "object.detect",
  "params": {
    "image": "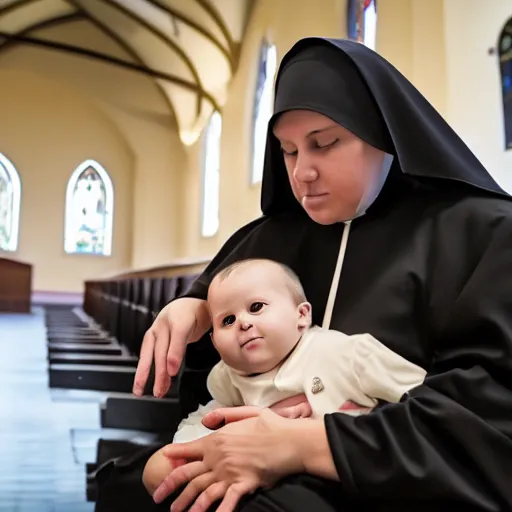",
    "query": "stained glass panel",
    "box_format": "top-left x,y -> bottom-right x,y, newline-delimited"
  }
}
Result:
64,160 -> 113,255
499,19 -> 512,149
201,112 -> 222,237
251,40 -> 277,184
0,153 -> 21,252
